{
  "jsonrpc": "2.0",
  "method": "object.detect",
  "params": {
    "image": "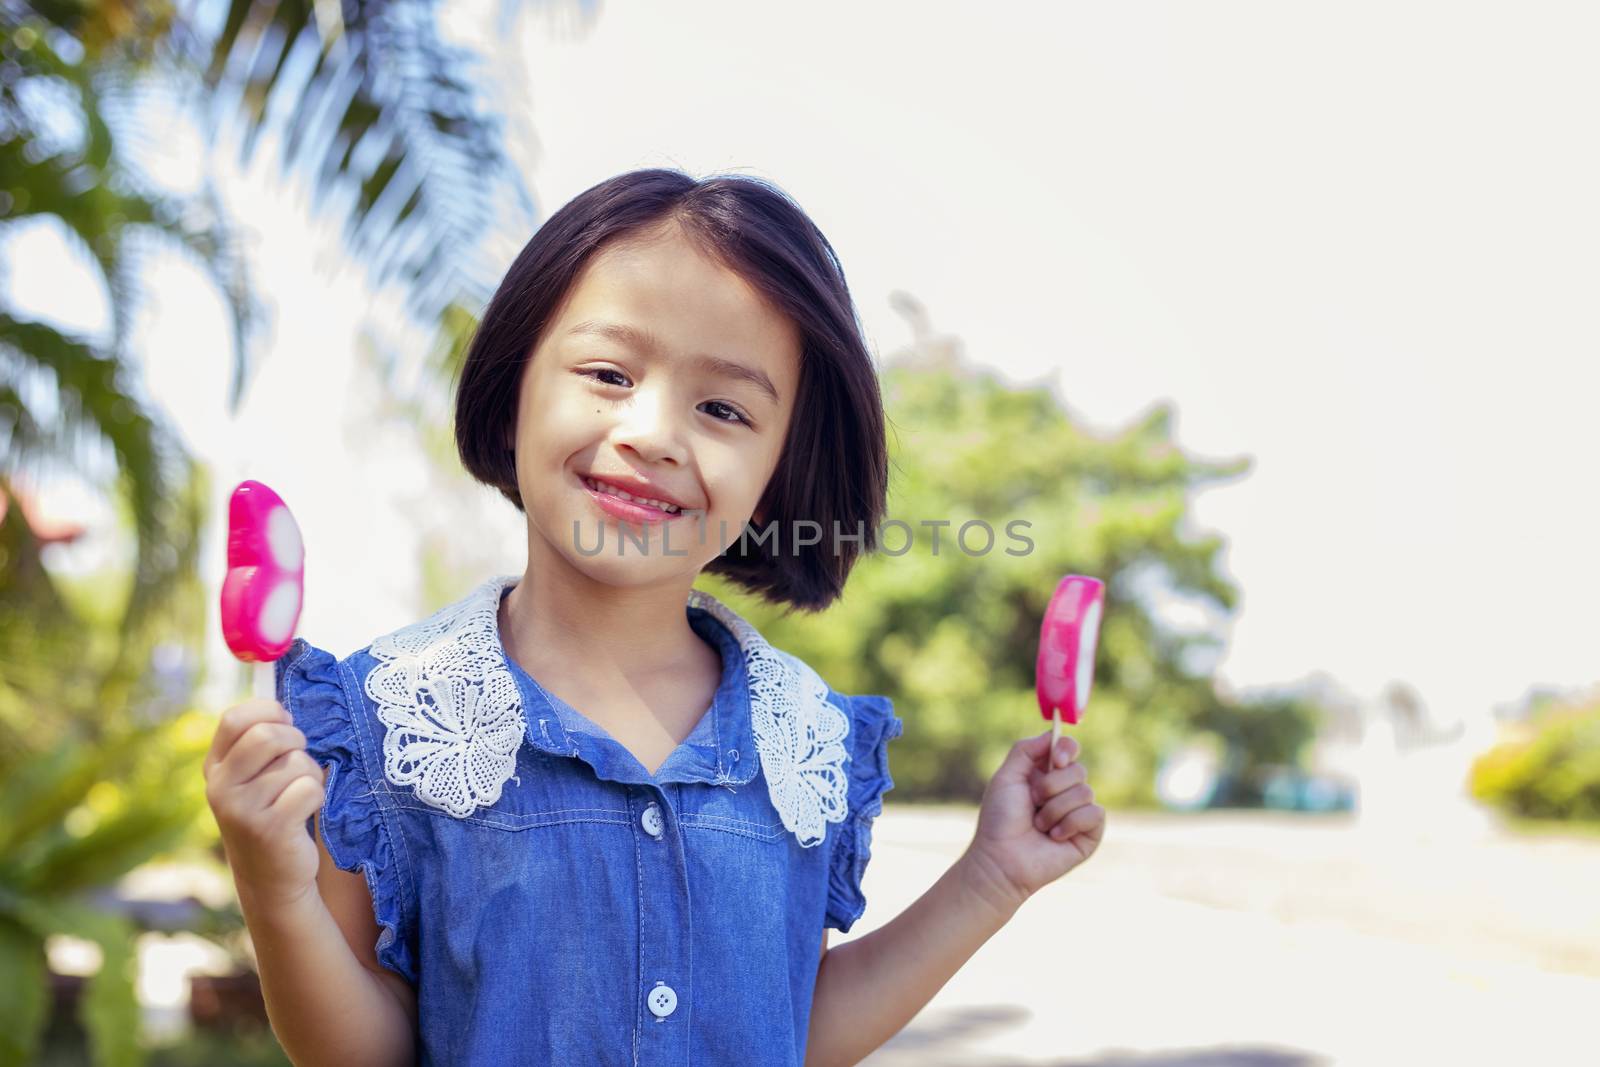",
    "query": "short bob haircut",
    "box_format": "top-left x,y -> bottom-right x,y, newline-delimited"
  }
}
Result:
454,168 -> 889,614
